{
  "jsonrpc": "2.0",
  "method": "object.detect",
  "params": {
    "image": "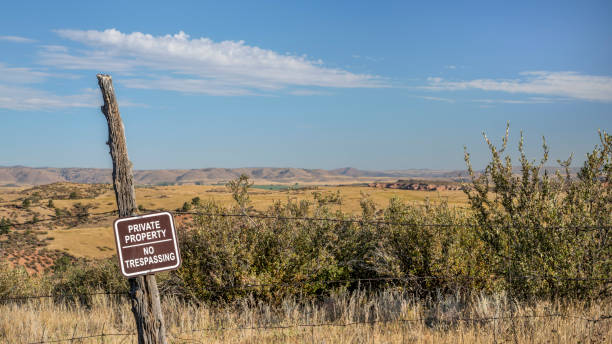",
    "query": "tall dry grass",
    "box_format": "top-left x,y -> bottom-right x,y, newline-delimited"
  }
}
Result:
1,290 -> 609,343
